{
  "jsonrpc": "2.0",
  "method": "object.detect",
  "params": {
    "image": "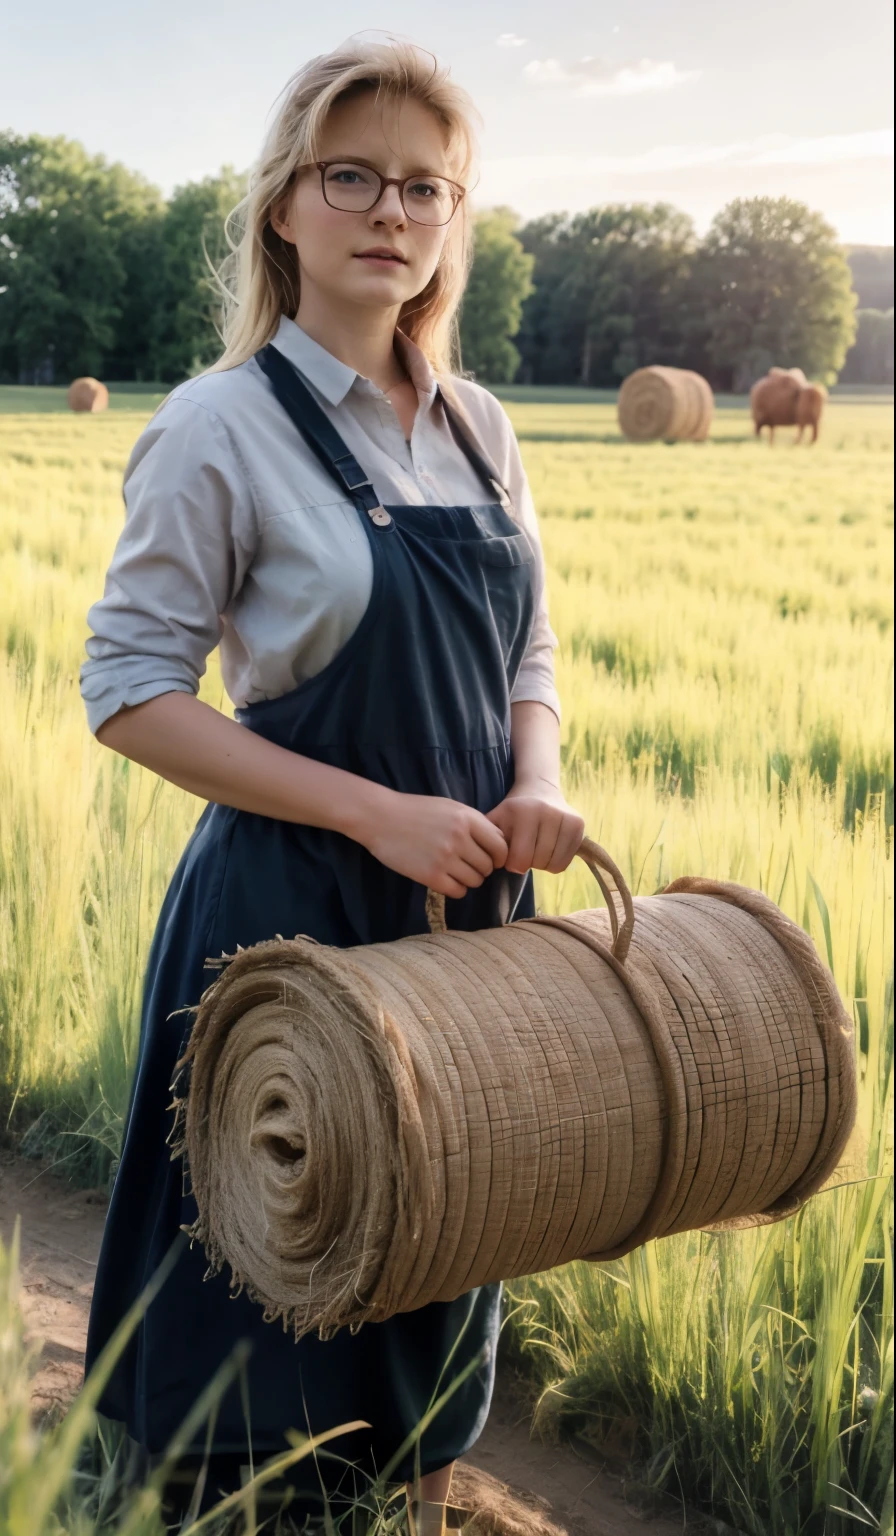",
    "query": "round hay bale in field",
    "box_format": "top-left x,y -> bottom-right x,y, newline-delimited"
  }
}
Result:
169,839 -> 856,1341
617,365 -> 713,442
67,377 -> 109,413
